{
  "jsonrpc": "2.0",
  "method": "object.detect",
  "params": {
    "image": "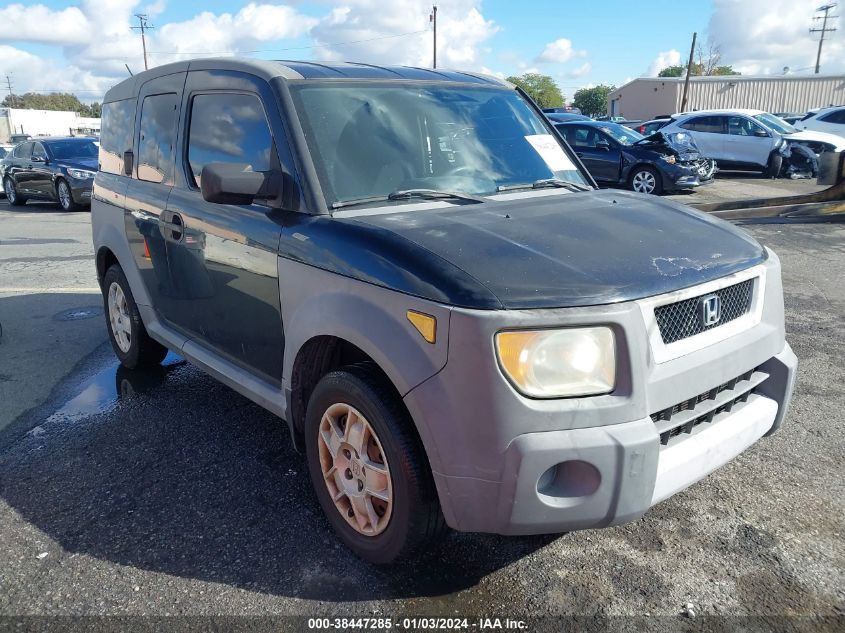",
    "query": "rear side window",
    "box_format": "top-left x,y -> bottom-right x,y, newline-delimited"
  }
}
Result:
13,143 -> 32,159
100,99 -> 135,175
138,93 -> 179,184
681,116 -> 723,134
187,93 -> 275,188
